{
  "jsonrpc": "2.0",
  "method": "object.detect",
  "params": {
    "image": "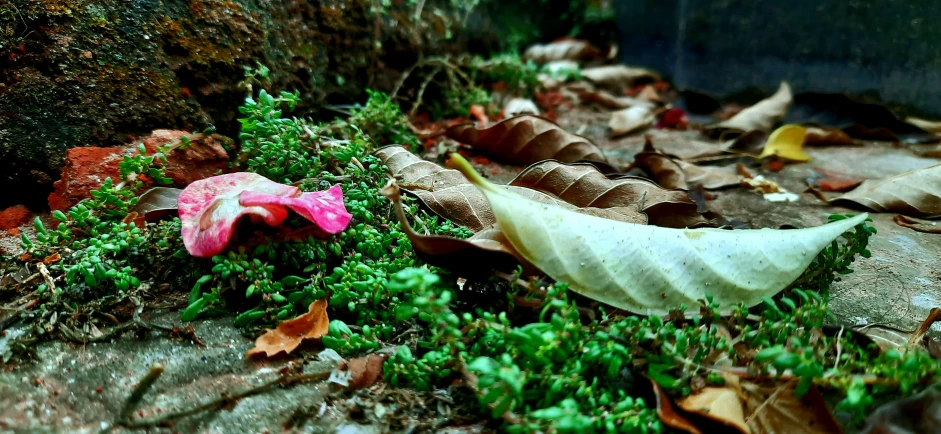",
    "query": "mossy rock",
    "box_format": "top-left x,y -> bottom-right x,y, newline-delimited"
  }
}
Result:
0,0 -> 462,208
